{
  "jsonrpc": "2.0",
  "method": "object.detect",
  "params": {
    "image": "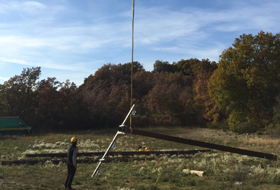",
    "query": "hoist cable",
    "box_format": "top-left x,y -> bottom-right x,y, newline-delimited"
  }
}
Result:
130,0 -> 135,129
